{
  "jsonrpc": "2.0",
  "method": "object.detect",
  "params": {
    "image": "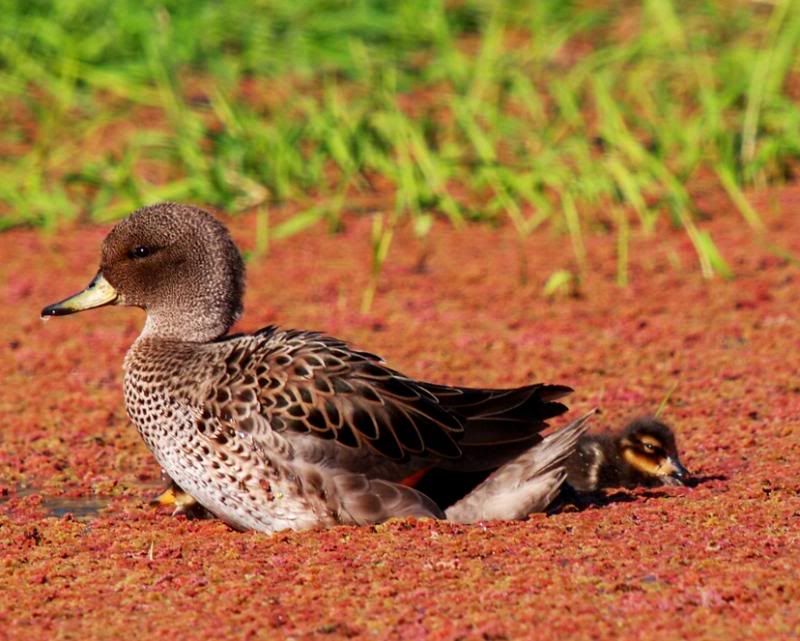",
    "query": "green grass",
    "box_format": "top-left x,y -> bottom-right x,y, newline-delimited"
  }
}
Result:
2,0 -> 800,286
